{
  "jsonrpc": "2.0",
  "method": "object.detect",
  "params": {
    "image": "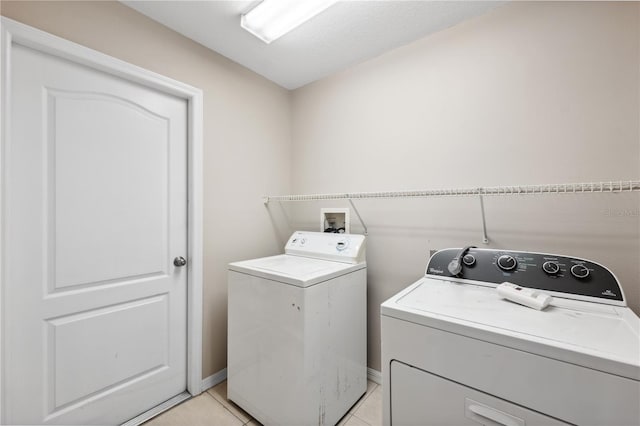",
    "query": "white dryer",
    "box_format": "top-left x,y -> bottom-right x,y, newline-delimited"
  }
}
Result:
228,231 -> 367,426
381,248 -> 640,426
